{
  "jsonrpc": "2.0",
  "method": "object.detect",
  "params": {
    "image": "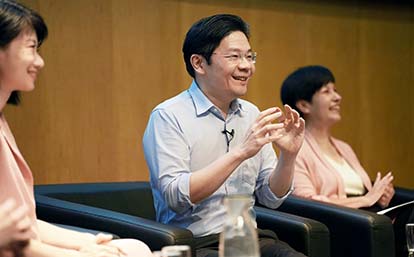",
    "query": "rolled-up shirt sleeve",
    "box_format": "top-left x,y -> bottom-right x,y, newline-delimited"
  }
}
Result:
143,108 -> 194,214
